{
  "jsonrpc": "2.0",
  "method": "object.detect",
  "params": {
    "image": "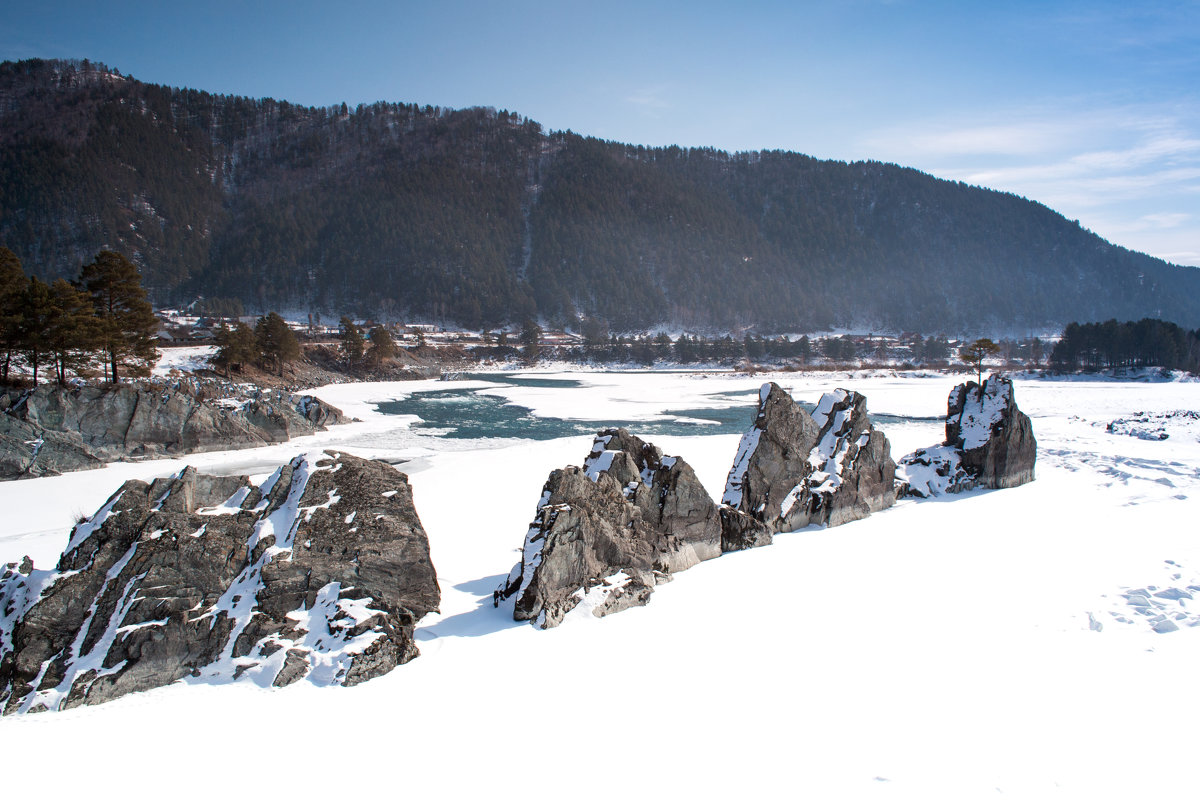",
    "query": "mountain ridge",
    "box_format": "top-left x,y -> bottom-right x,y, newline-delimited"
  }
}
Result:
2,57 -> 1198,333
